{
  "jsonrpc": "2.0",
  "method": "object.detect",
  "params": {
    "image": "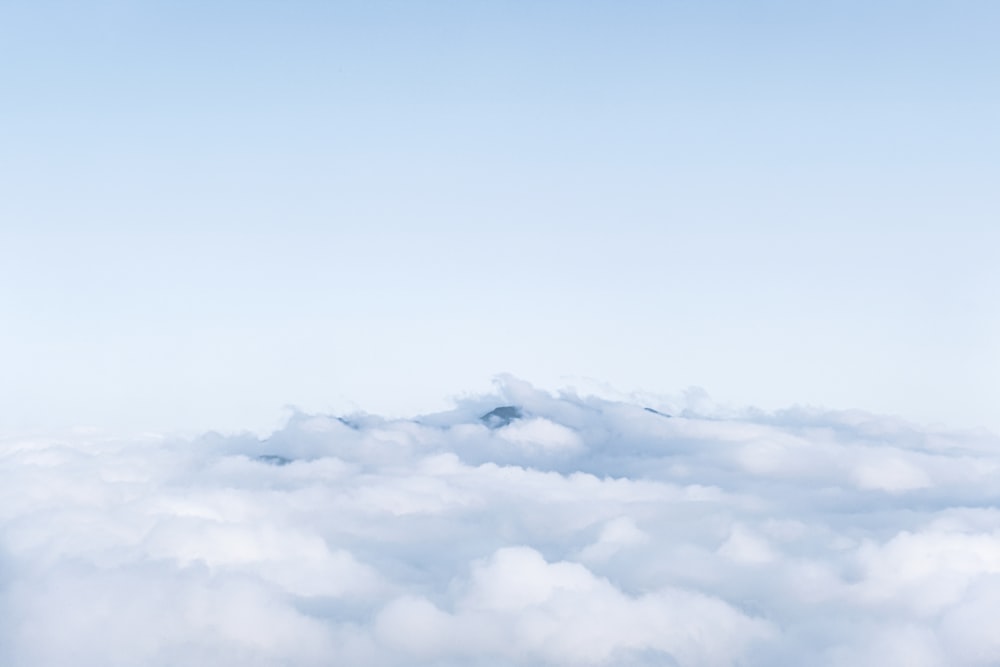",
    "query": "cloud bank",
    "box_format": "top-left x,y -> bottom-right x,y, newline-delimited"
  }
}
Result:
2,377 -> 998,666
